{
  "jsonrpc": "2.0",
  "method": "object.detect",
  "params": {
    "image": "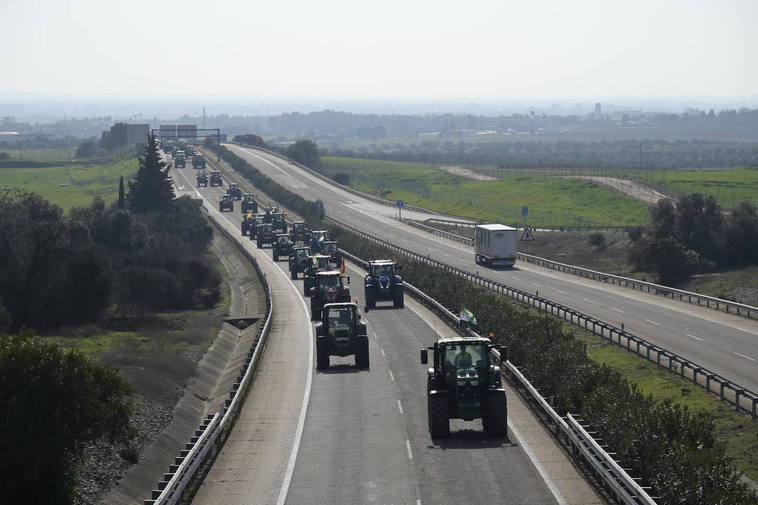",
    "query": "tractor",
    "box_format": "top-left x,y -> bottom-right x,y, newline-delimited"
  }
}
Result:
241,212 -> 258,236
309,230 -> 329,253
192,154 -> 206,169
255,222 -> 276,249
420,338 -> 508,438
241,194 -> 258,214
272,212 -> 287,234
315,302 -> 368,370
273,233 -> 294,261
289,221 -> 311,244
228,183 -> 242,200
288,246 -> 311,279
174,154 -> 186,168
321,240 -> 341,266
210,171 -> 223,187
219,194 -> 234,212
196,171 -> 208,187
303,254 -> 335,296
364,260 -> 404,310
309,271 -> 351,320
